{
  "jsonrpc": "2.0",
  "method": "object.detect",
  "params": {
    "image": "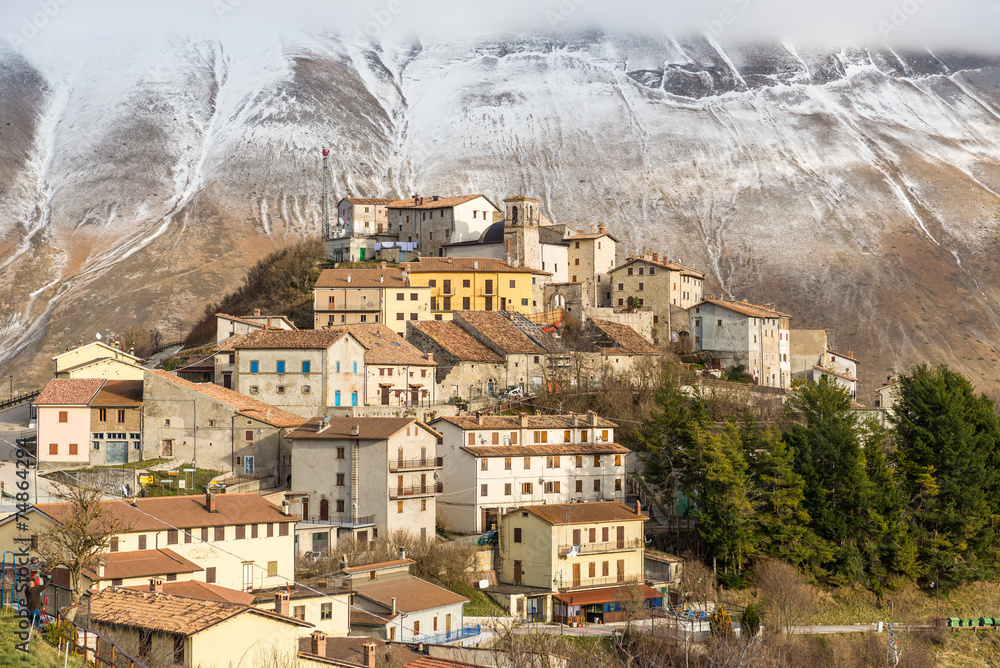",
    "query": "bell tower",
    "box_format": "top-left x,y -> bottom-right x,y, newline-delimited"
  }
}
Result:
502,196 -> 541,270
